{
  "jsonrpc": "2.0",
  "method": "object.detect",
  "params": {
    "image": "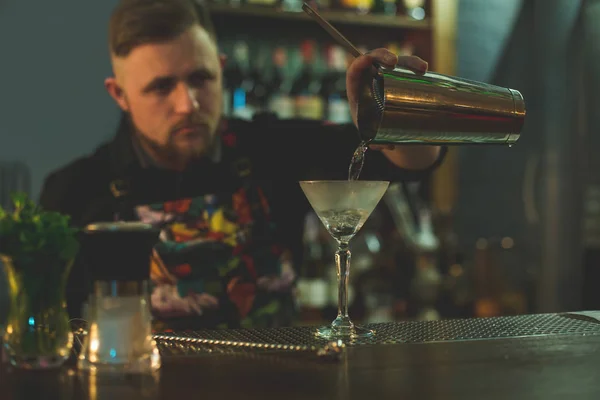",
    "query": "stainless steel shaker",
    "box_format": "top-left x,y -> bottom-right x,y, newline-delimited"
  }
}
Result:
357,67 -> 526,145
